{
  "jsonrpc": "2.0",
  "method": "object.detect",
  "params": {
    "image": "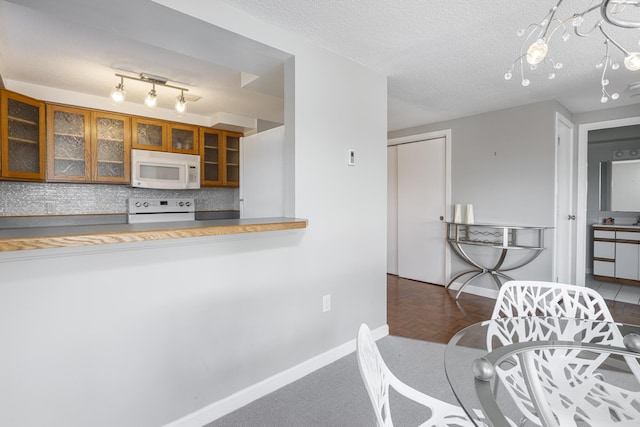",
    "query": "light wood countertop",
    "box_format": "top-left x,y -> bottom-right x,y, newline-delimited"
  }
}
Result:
0,217 -> 308,252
